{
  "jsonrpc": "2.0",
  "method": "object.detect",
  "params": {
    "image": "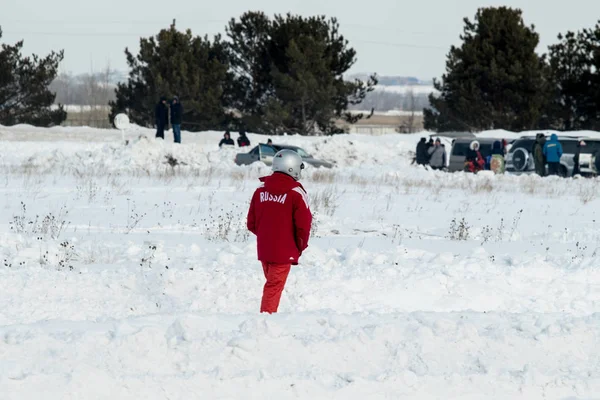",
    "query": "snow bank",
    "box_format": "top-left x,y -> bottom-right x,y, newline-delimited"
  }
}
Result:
2,312 -> 599,399
0,123 -> 538,175
0,125 -> 424,173
2,125 -> 600,398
